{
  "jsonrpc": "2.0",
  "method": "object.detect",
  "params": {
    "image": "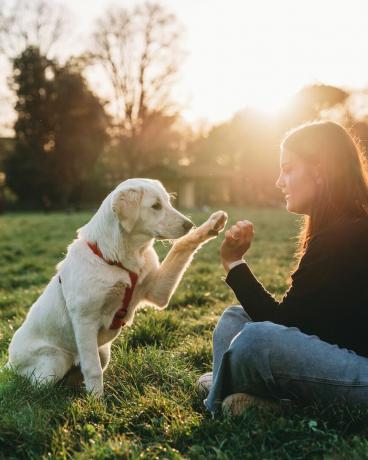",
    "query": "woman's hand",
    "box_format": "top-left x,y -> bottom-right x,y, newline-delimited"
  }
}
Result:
220,220 -> 254,271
